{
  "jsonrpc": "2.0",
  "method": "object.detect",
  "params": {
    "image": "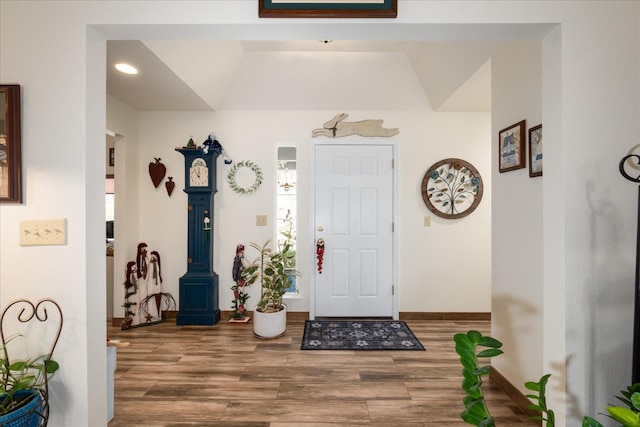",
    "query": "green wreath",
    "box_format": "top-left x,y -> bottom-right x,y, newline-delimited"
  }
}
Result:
227,160 -> 263,195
